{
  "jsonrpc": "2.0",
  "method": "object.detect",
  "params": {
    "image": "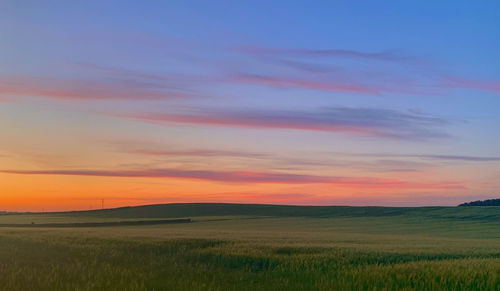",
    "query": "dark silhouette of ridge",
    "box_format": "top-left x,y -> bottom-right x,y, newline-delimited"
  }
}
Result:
459,199 -> 500,207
